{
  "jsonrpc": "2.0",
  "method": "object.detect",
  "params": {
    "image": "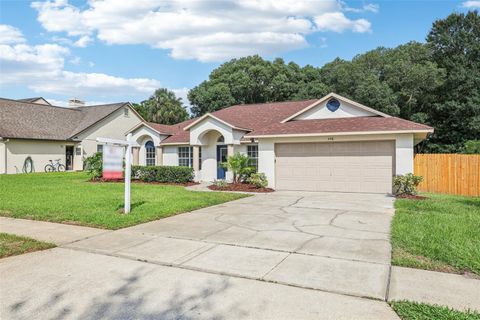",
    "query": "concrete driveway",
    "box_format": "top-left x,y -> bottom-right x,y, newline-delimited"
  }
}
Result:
68,191 -> 395,299
1,191 -> 398,319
